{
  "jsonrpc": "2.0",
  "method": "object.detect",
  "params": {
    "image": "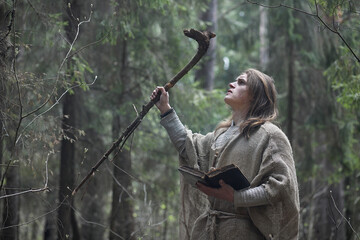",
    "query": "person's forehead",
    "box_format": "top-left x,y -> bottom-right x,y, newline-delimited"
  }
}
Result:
236,73 -> 247,81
